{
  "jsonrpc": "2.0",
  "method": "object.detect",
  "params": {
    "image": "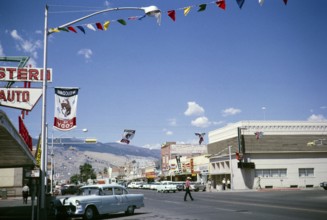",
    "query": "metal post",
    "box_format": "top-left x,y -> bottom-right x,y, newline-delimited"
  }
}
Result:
229,146 -> 233,191
39,5 -> 49,220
